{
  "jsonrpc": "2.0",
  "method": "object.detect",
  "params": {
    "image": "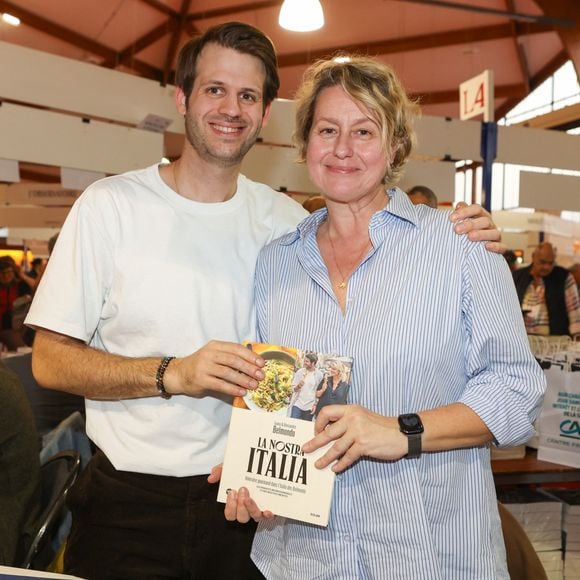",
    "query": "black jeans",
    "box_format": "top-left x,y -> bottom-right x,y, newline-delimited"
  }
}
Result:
65,450 -> 264,580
